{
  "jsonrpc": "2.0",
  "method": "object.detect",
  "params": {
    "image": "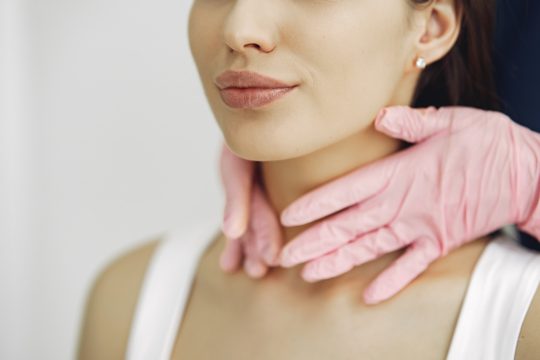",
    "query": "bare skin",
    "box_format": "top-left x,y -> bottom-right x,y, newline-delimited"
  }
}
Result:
77,0 -> 540,358
77,230 -> 540,359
